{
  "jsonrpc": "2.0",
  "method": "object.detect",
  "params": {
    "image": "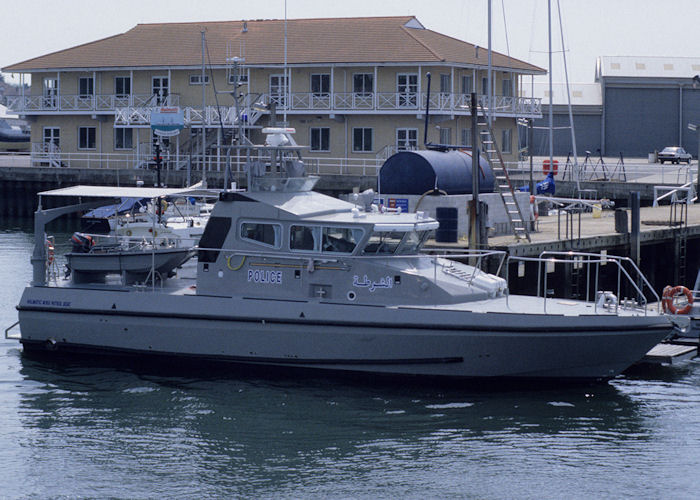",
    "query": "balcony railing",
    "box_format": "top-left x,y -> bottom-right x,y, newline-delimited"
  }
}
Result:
7,91 -> 540,117
6,93 -> 180,113
266,92 -> 541,117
